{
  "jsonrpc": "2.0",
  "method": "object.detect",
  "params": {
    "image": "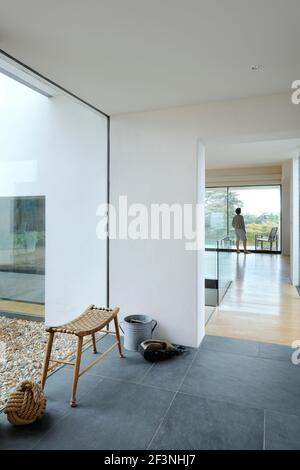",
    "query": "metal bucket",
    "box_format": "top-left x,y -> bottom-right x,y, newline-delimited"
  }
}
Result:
120,314 -> 157,351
